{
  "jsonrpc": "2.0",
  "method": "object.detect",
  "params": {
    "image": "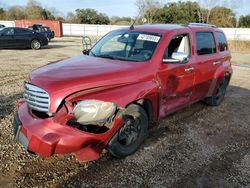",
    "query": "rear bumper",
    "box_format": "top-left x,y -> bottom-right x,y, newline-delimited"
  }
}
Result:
14,102 -> 123,161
